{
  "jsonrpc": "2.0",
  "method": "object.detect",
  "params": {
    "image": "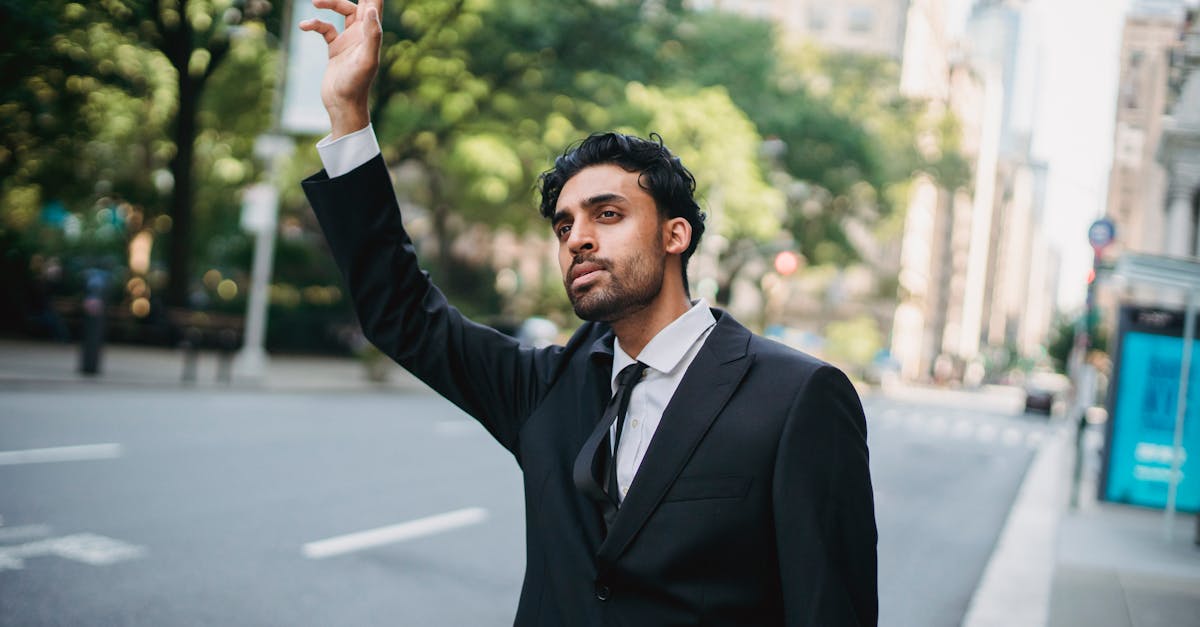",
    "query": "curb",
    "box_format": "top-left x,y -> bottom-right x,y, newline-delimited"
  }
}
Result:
961,424 -> 1070,627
